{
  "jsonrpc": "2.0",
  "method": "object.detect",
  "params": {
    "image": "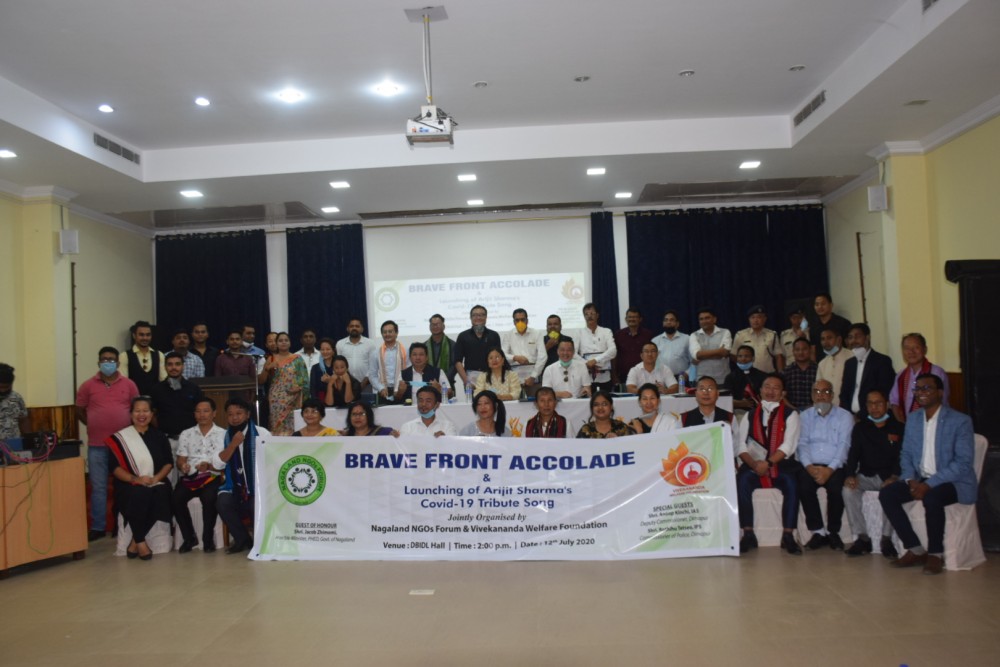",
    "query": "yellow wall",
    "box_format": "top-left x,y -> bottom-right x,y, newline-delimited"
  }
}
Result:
0,195 -> 153,409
